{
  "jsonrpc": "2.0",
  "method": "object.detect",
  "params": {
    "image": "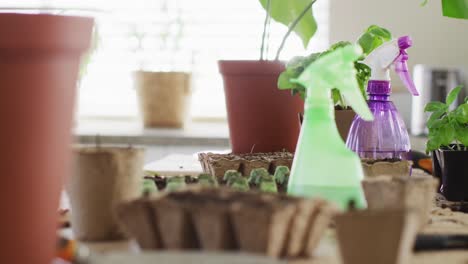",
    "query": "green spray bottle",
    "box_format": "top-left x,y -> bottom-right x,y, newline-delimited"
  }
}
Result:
287,45 -> 374,210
